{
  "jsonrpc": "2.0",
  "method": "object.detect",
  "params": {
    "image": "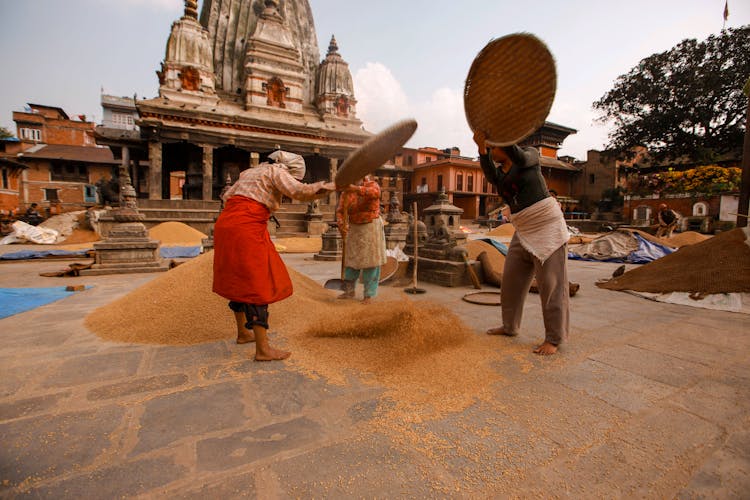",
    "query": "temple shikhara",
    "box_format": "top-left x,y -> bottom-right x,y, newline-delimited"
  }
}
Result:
98,0 -> 368,213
